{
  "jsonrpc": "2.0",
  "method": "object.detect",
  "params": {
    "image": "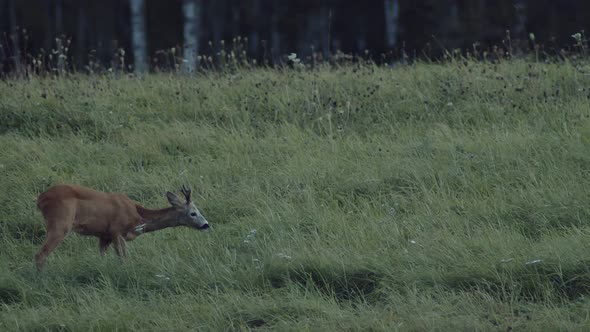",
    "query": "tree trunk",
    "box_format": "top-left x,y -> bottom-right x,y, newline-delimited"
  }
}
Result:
43,0 -> 52,53
0,0 -> 4,31
182,0 -> 201,73
76,0 -> 87,69
299,4 -> 330,61
270,1 -> 281,63
356,13 -> 367,53
318,4 -> 330,58
0,0 -> 5,65
8,0 -> 19,71
208,1 -> 224,51
129,0 -> 148,74
513,0 -> 527,39
115,0 -> 131,70
231,4 -> 240,38
54,0 -> 65,73
461,0 -> 485,44
446,0 -> 460,47
97,3 -> 116,68
384,0 -> 400,49
248,0 -> 261,57
54,0 -> 62,36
